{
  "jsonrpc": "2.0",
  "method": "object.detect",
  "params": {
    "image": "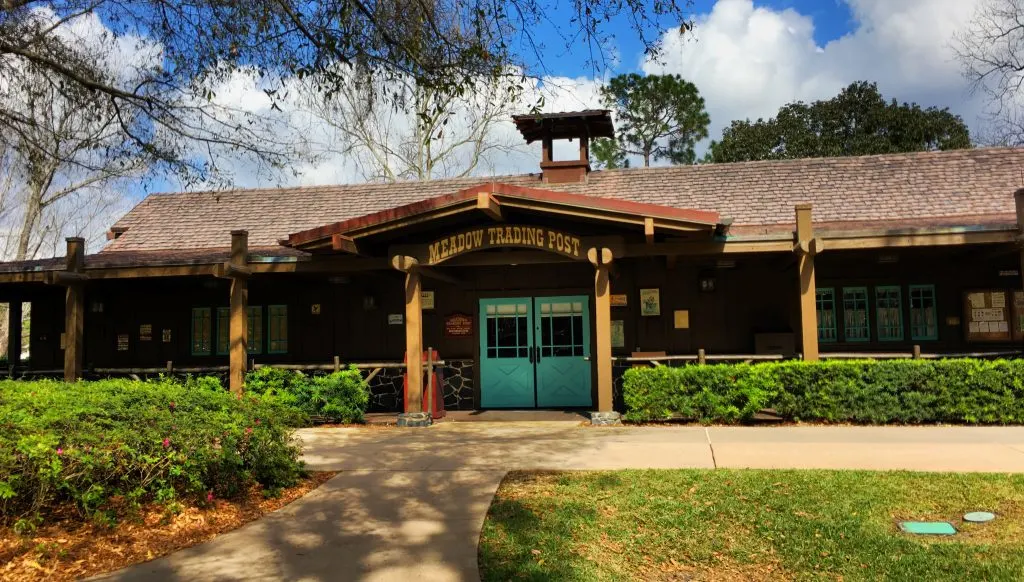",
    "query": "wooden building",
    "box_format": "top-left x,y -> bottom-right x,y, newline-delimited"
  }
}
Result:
1,111 -> 1023,421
